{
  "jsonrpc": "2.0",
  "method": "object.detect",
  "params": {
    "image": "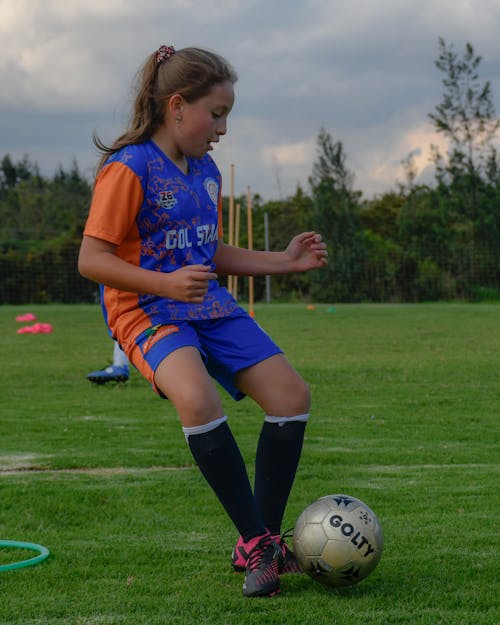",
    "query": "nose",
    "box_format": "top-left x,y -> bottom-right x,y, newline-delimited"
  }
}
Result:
217,119 -> 227,136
